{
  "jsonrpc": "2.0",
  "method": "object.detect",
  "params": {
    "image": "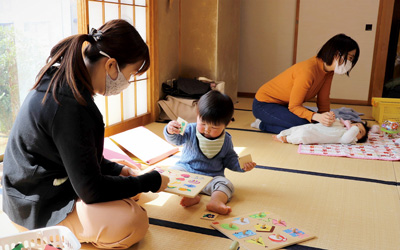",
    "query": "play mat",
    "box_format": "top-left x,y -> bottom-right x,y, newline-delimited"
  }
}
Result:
298,133 -> 400,161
